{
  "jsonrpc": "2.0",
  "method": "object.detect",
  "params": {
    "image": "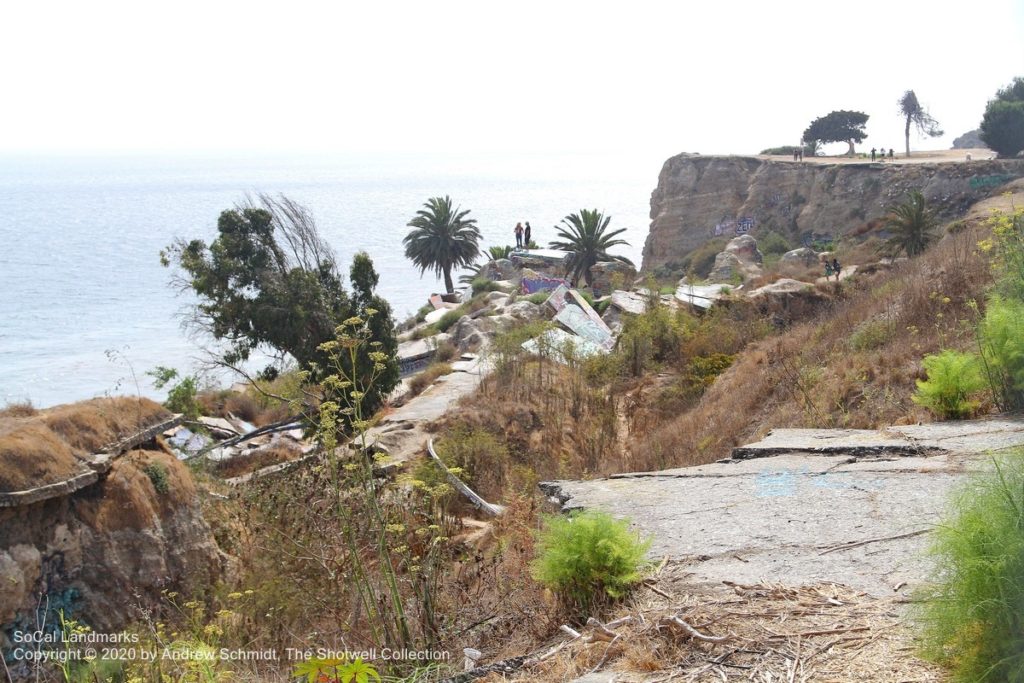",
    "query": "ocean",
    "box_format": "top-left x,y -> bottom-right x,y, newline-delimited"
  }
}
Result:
0,151 -> 663,407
